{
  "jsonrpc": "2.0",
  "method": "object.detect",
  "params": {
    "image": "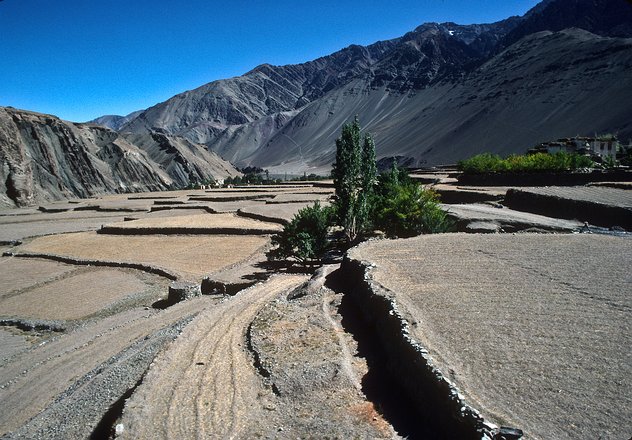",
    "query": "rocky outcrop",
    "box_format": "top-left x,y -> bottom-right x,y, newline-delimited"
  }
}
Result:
499,0 -> 632,50
0,107 -> 240,207
230,28 -> 632,173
